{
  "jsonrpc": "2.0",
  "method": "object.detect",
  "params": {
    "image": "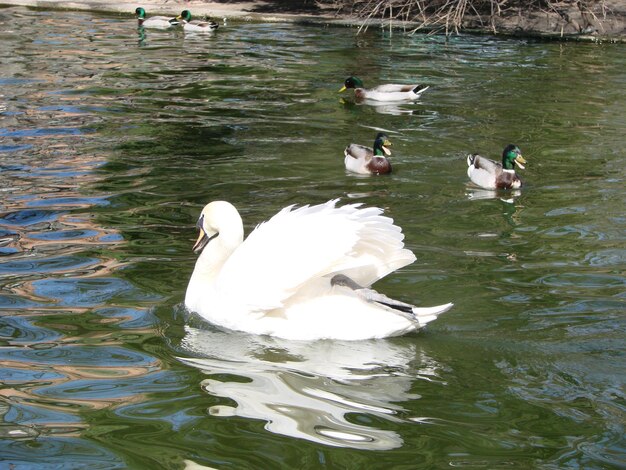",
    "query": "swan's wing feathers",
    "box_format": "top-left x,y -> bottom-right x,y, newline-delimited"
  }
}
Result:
357,288 -> 415,316
332,276 -> 452,324
218,201 -> 360,312
217,201 -> 415,314
326,206 -> 415,286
